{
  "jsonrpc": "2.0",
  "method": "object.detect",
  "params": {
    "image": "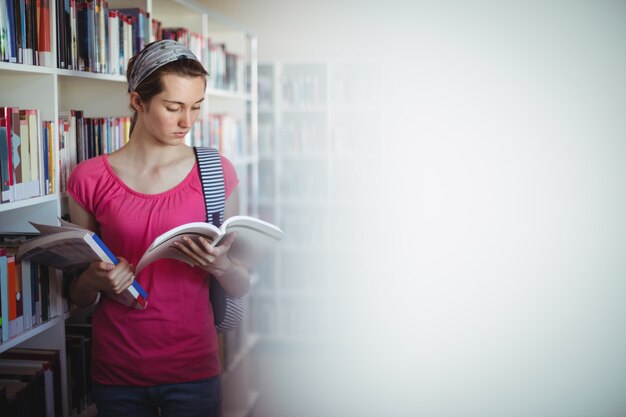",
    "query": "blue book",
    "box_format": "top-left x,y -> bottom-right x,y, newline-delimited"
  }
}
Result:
16,220 -> 148,310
